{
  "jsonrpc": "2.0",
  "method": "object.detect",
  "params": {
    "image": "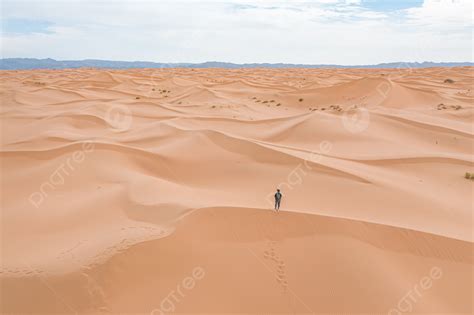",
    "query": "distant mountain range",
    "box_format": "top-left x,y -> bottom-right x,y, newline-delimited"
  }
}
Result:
1,58 -> 472,70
